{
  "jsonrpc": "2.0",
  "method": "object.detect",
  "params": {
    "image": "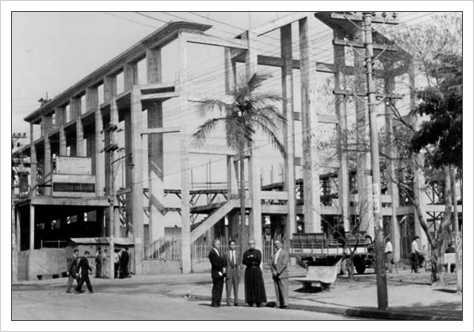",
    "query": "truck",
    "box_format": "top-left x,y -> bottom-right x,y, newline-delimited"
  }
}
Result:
289,232 -> 376,274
